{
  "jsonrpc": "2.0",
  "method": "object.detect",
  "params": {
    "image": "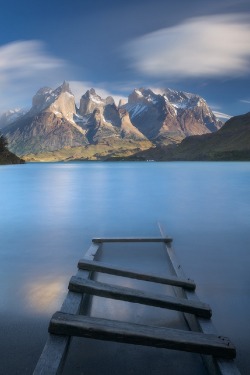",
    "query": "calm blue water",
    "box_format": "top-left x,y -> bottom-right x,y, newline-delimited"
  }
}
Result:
0,162 -> 250,374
